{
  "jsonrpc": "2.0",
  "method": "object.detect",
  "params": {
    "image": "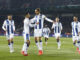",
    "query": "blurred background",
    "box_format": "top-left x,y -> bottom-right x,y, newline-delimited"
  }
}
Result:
0,0 -> 80,37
